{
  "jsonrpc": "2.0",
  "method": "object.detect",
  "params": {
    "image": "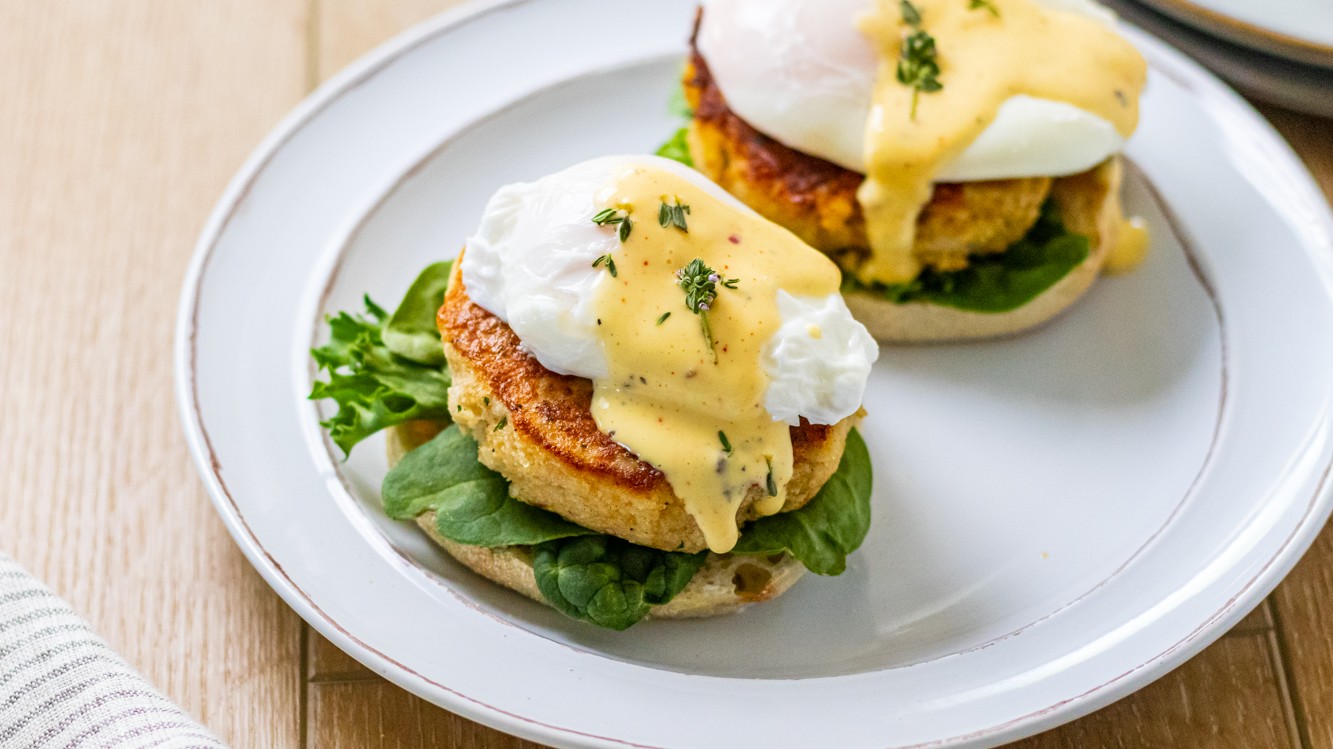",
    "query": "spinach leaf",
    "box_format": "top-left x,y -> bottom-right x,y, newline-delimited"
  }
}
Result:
310,295 -> 452,456
654,80 -> 694,167
384,261 -> 452,366
533,536 -> 707,631
382,425 -> 593,547
846,202 -> 1089,313
655,126 -> 694,167
732,429 -> 872,575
